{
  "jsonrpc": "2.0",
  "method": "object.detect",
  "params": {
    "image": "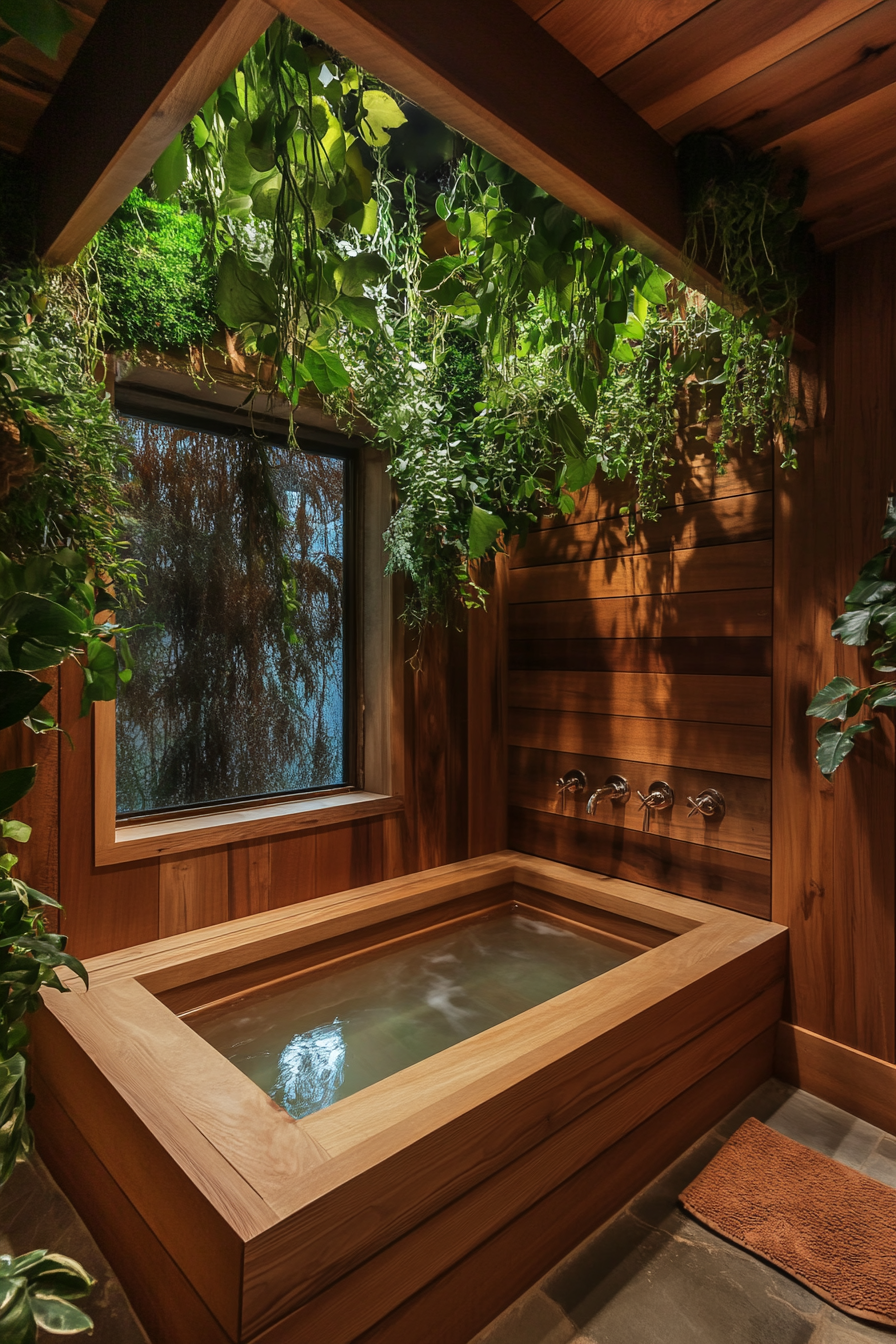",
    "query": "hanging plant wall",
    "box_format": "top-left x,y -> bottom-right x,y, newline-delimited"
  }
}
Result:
93,18 -> 809,629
